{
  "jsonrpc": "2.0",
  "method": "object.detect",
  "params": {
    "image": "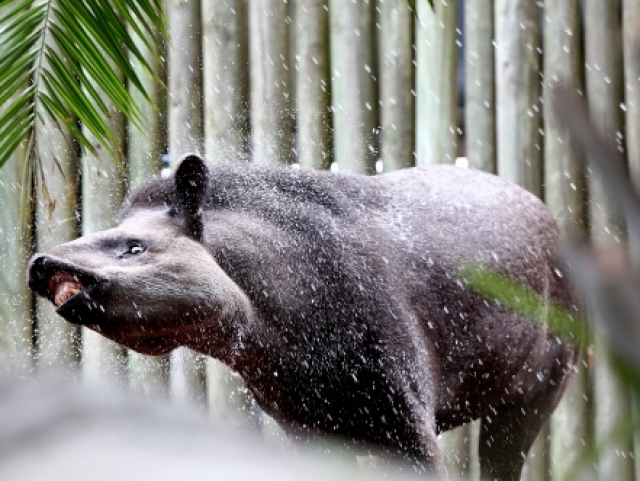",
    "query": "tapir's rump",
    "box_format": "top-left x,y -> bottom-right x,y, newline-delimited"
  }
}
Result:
28,154 -> 578,481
